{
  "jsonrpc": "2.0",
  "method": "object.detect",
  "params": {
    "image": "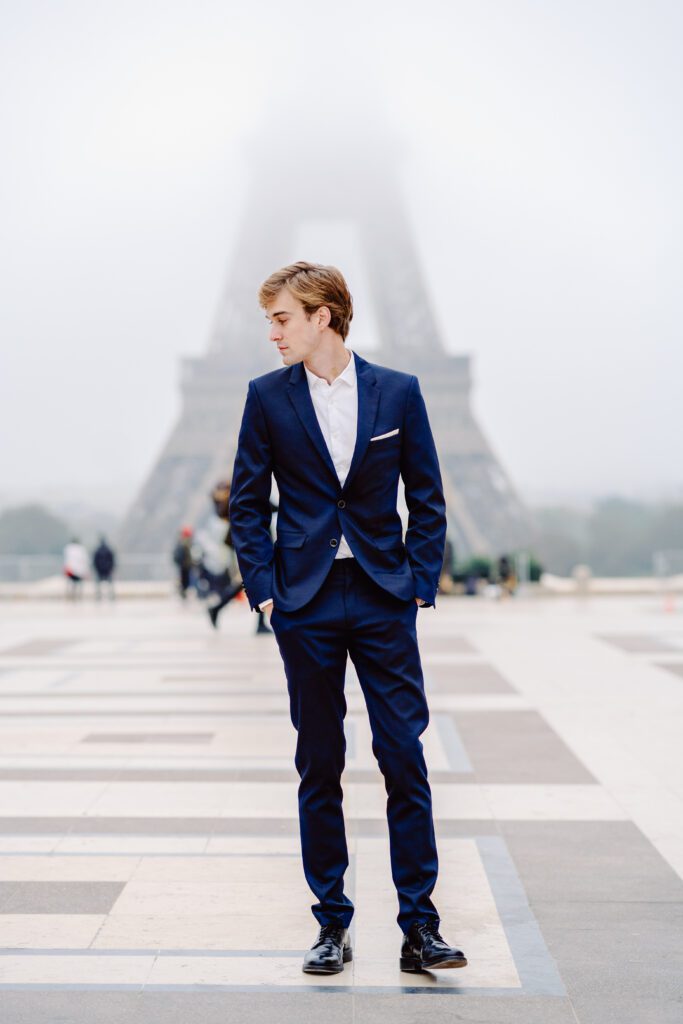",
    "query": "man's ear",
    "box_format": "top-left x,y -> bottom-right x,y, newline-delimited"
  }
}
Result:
317,305 -> 332,329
